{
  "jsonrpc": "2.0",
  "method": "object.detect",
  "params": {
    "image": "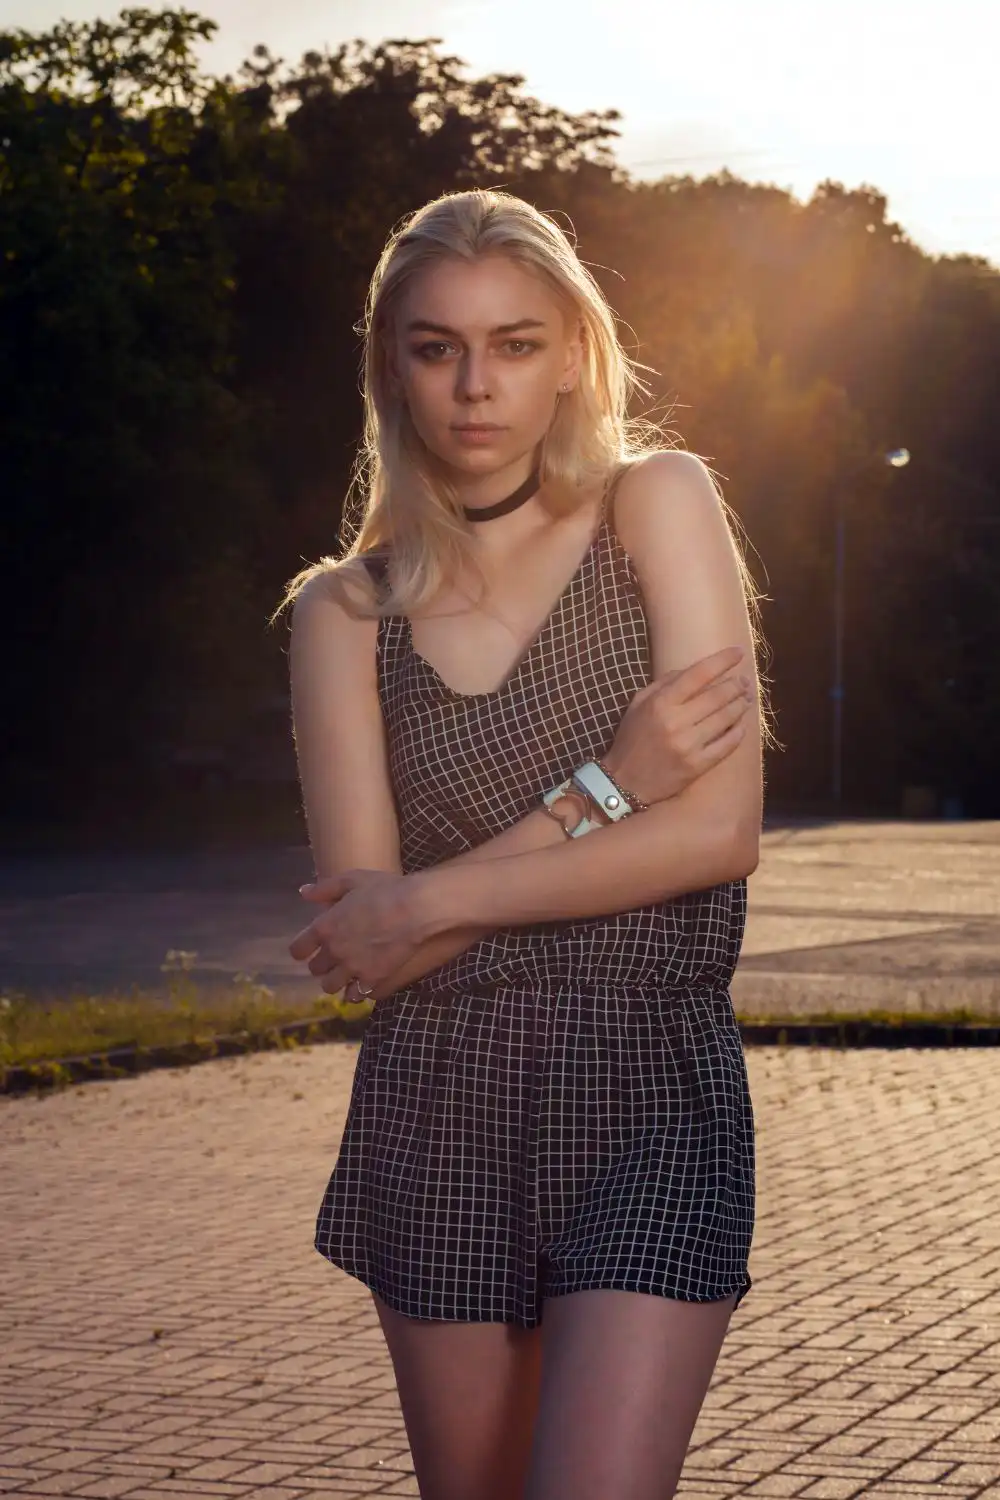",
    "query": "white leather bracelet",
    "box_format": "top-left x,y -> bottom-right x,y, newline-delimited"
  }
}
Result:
542,777 -> 604,837
571,760 -> 634,822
